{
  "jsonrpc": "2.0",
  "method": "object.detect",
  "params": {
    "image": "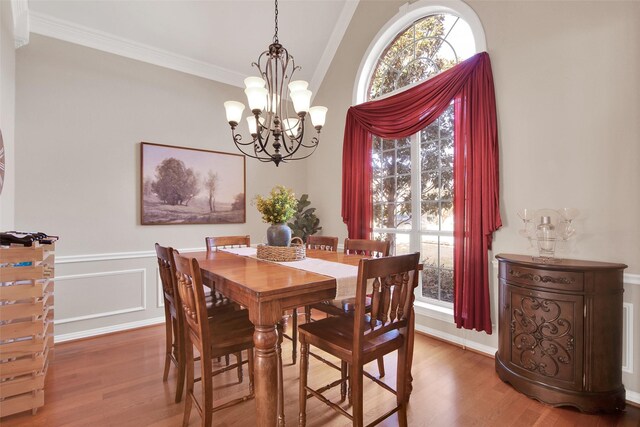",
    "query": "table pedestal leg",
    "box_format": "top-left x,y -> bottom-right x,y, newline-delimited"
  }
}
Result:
254,324 -> 279,427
